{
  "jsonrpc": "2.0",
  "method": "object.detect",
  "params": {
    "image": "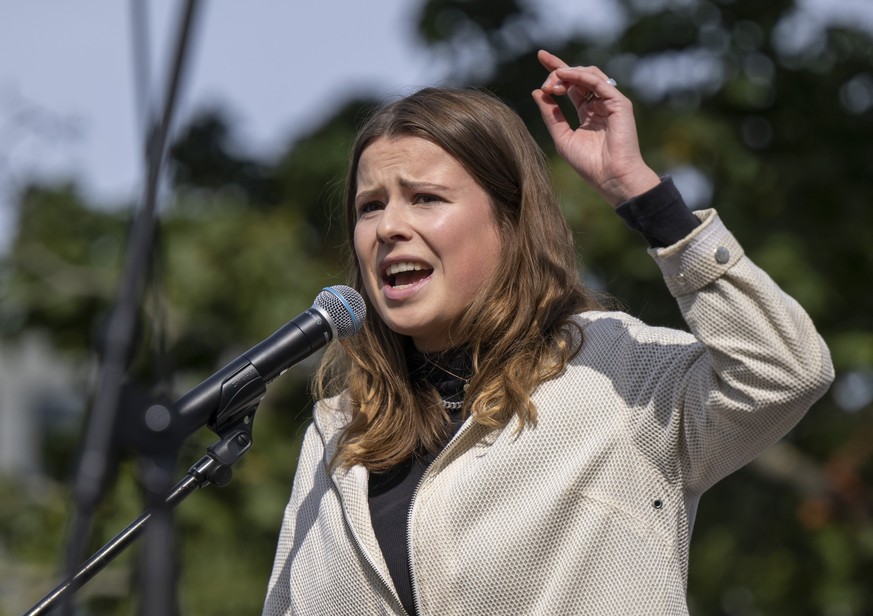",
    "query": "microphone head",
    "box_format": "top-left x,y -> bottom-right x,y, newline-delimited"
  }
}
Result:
314,285 -> 366,340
